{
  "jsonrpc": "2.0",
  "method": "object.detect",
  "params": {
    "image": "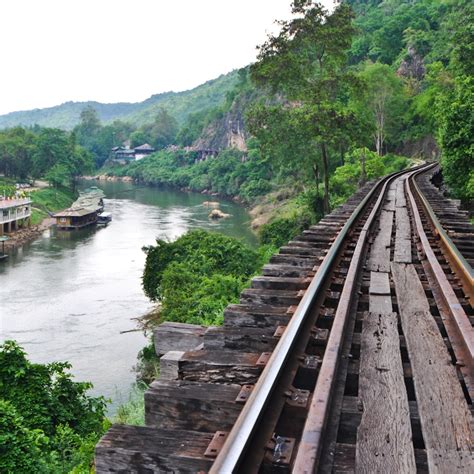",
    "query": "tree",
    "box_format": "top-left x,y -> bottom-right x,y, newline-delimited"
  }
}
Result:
437,75 -> 474,202
133,108 -> 179,150
358,62 -> 406,155
248,1 -> 359,213
0,128 -> 35,179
